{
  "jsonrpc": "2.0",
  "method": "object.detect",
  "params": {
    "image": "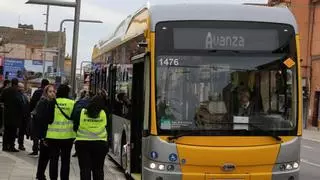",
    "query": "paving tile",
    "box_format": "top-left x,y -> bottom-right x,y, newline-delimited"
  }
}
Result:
0,138 -> 126,180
